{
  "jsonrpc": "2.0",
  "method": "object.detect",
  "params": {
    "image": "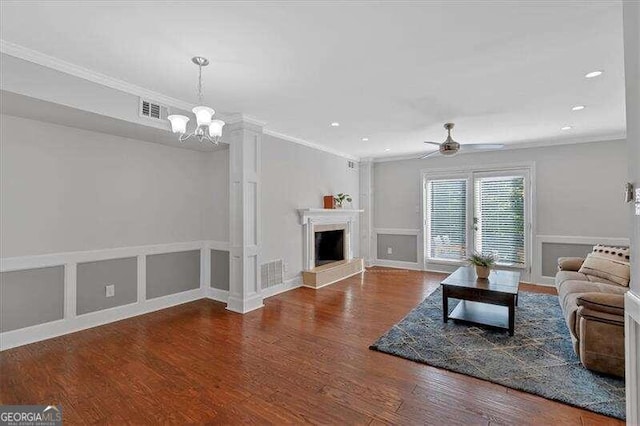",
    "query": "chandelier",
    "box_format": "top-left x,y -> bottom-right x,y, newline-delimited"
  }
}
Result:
167,57 -> 225,144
